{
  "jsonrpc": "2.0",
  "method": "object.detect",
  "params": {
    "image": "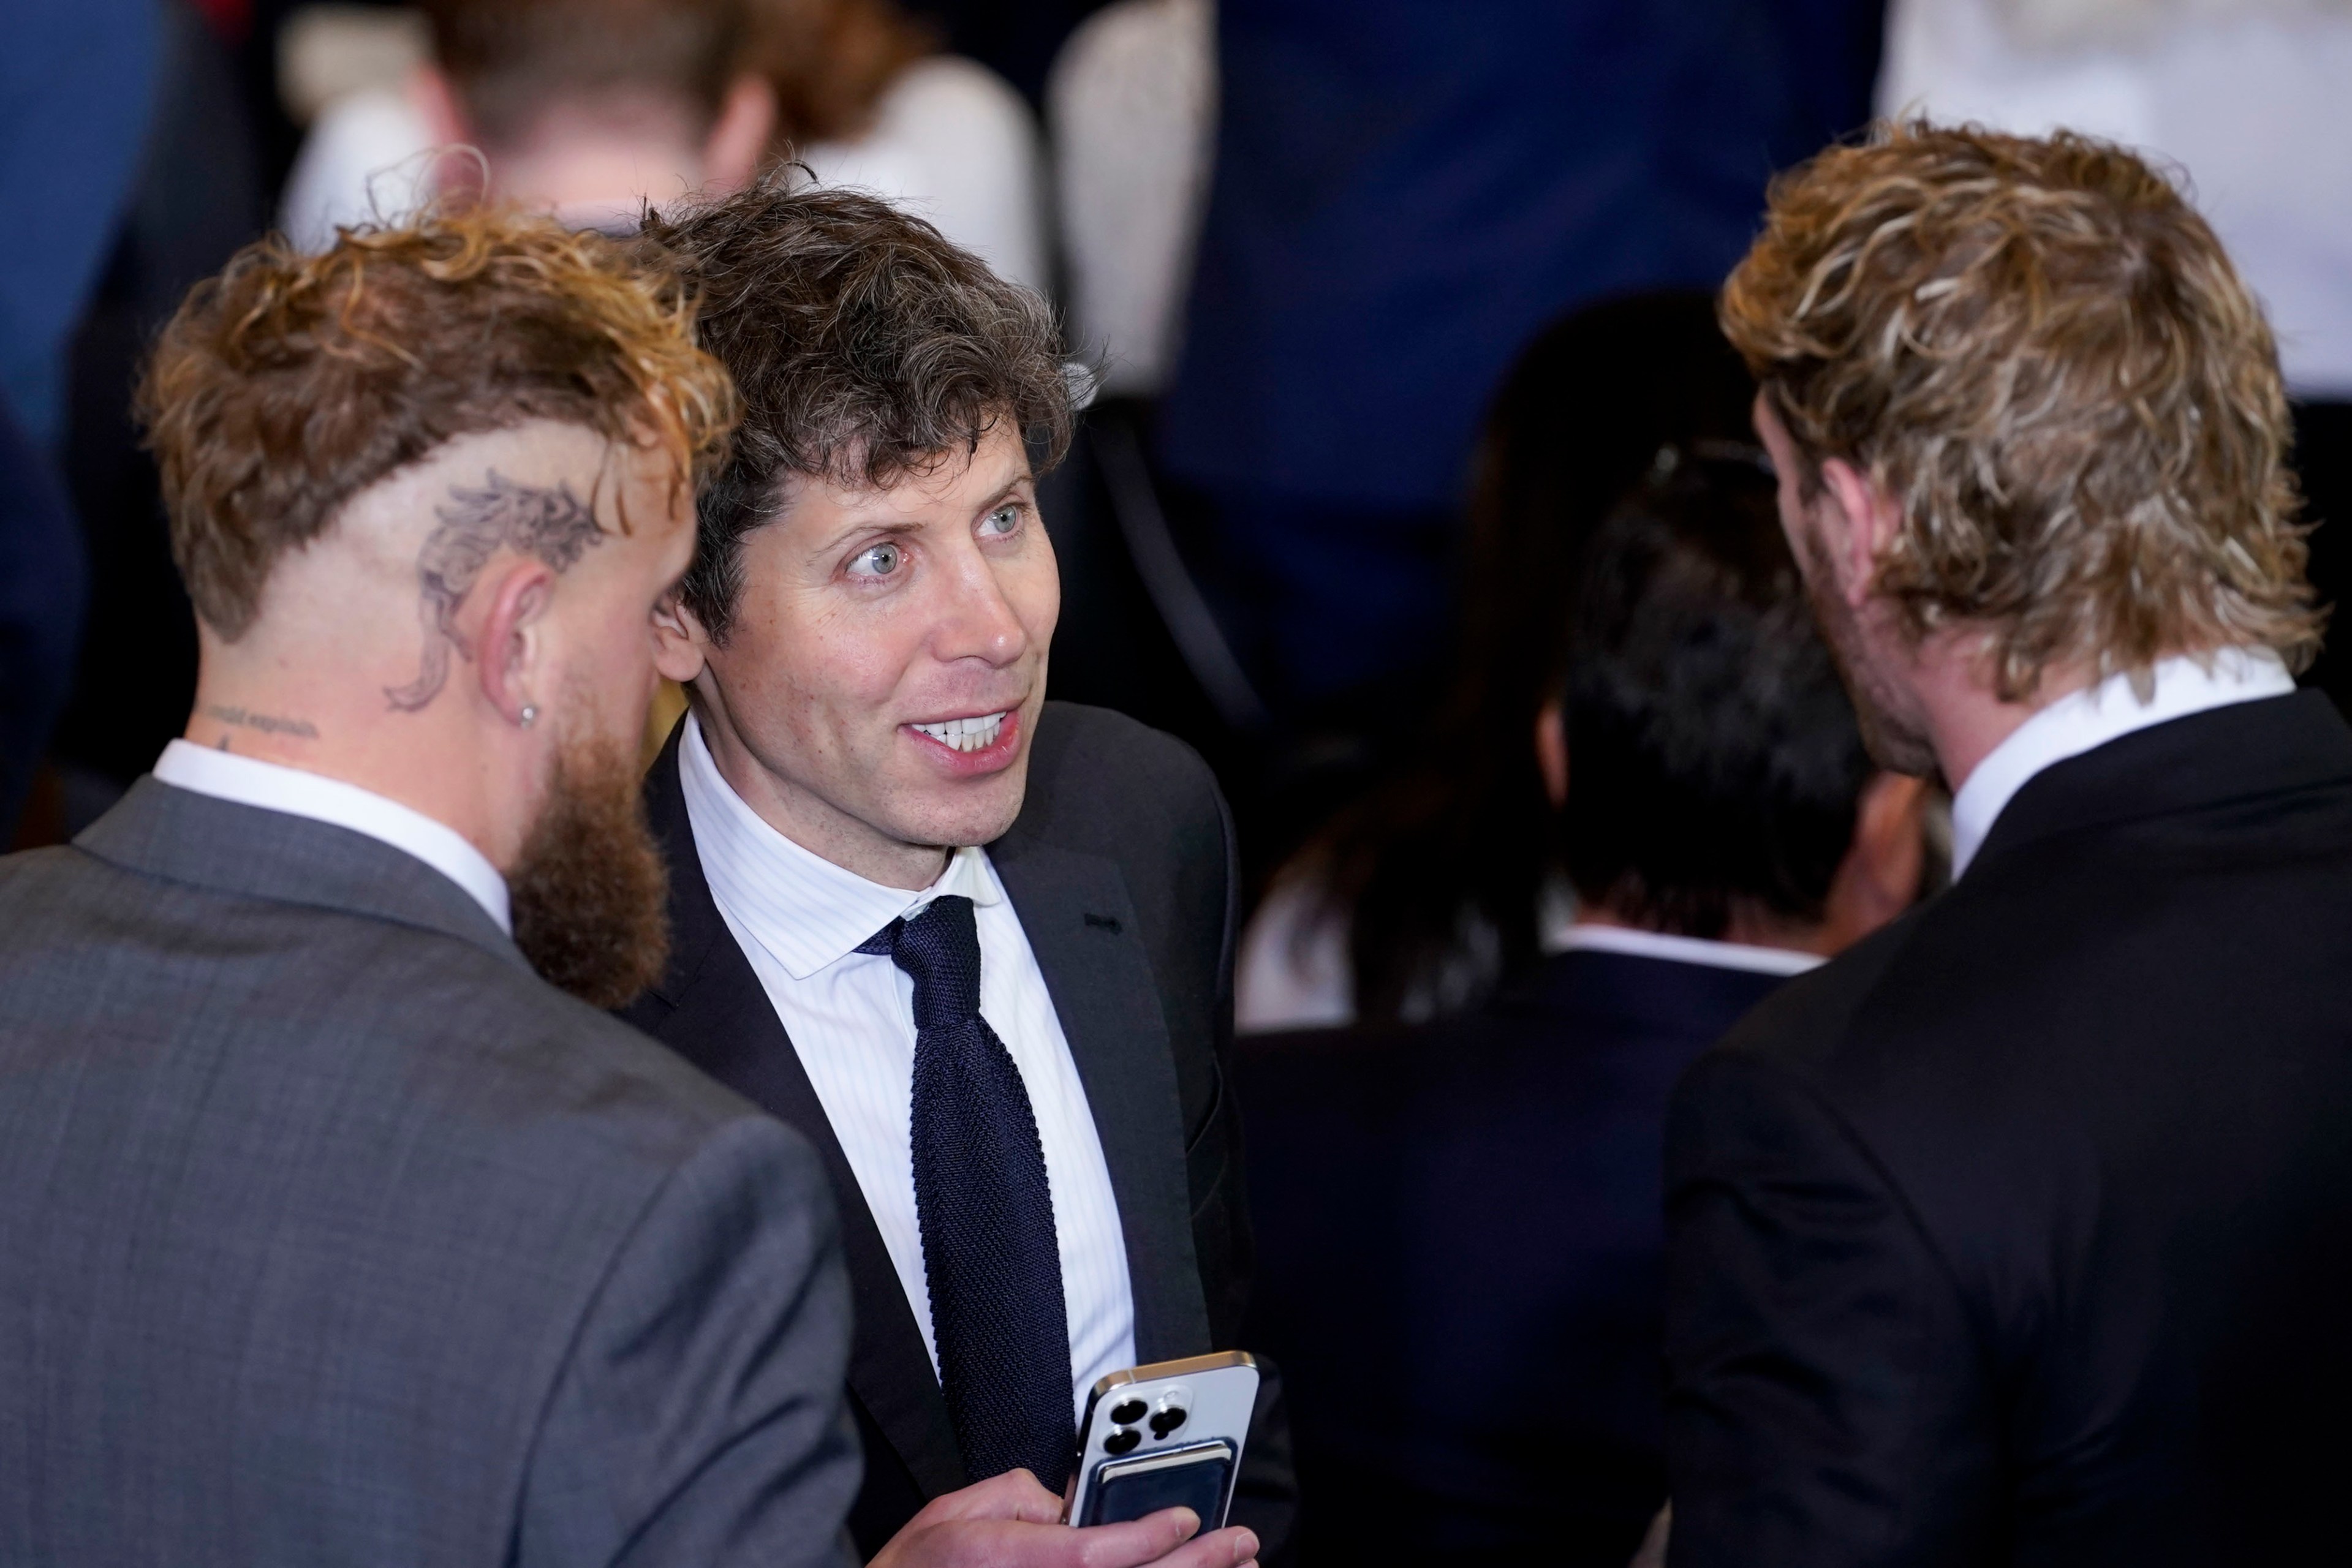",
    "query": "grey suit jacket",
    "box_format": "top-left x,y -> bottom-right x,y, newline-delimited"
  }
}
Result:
0,778 -> 863,1567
